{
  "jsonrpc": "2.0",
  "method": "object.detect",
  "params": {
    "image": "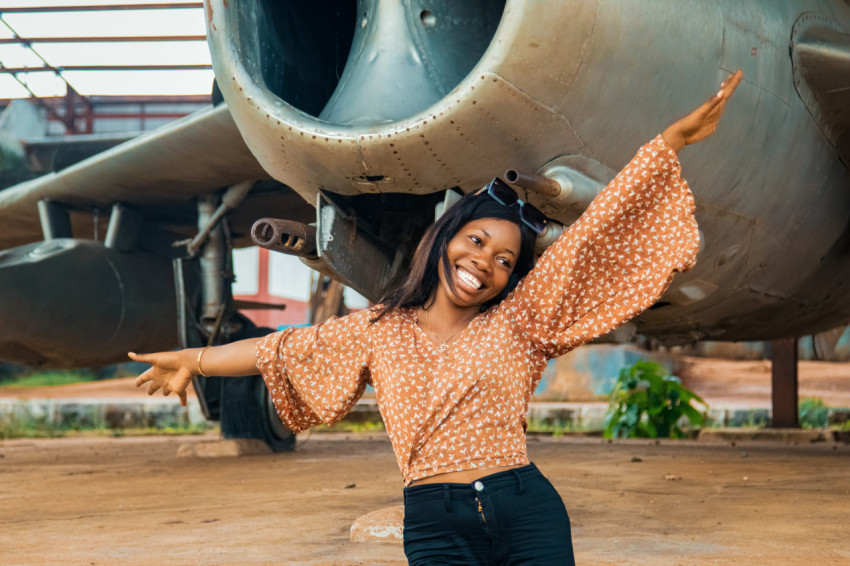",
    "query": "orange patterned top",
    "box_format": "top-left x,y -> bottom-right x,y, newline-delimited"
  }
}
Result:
256,135 -> 699,485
